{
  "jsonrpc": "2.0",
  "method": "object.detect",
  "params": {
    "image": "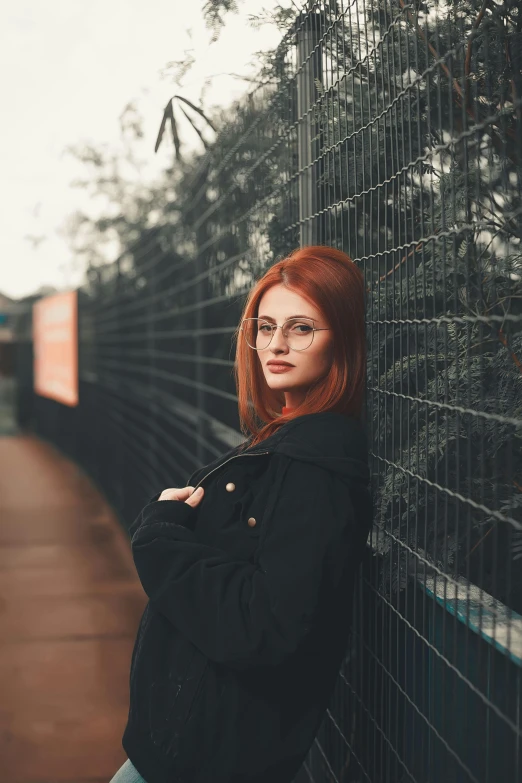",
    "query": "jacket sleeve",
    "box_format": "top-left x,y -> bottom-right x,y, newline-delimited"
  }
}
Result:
130,454 -> 356,670
128,483 -> 209,539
